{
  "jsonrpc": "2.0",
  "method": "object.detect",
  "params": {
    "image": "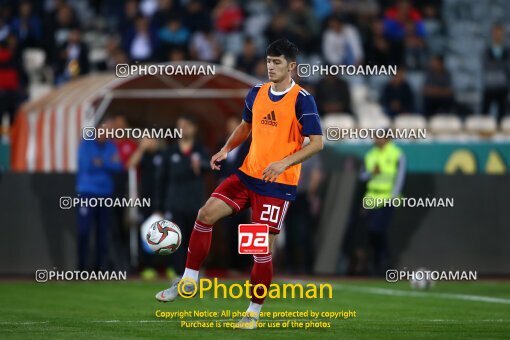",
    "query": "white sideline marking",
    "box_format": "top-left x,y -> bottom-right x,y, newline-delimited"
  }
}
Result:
2,319 -> 508,325
0,321 -> 49,325
429,319 -> 508,322
333,284 -> 510,305
91,319 -> 306,323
